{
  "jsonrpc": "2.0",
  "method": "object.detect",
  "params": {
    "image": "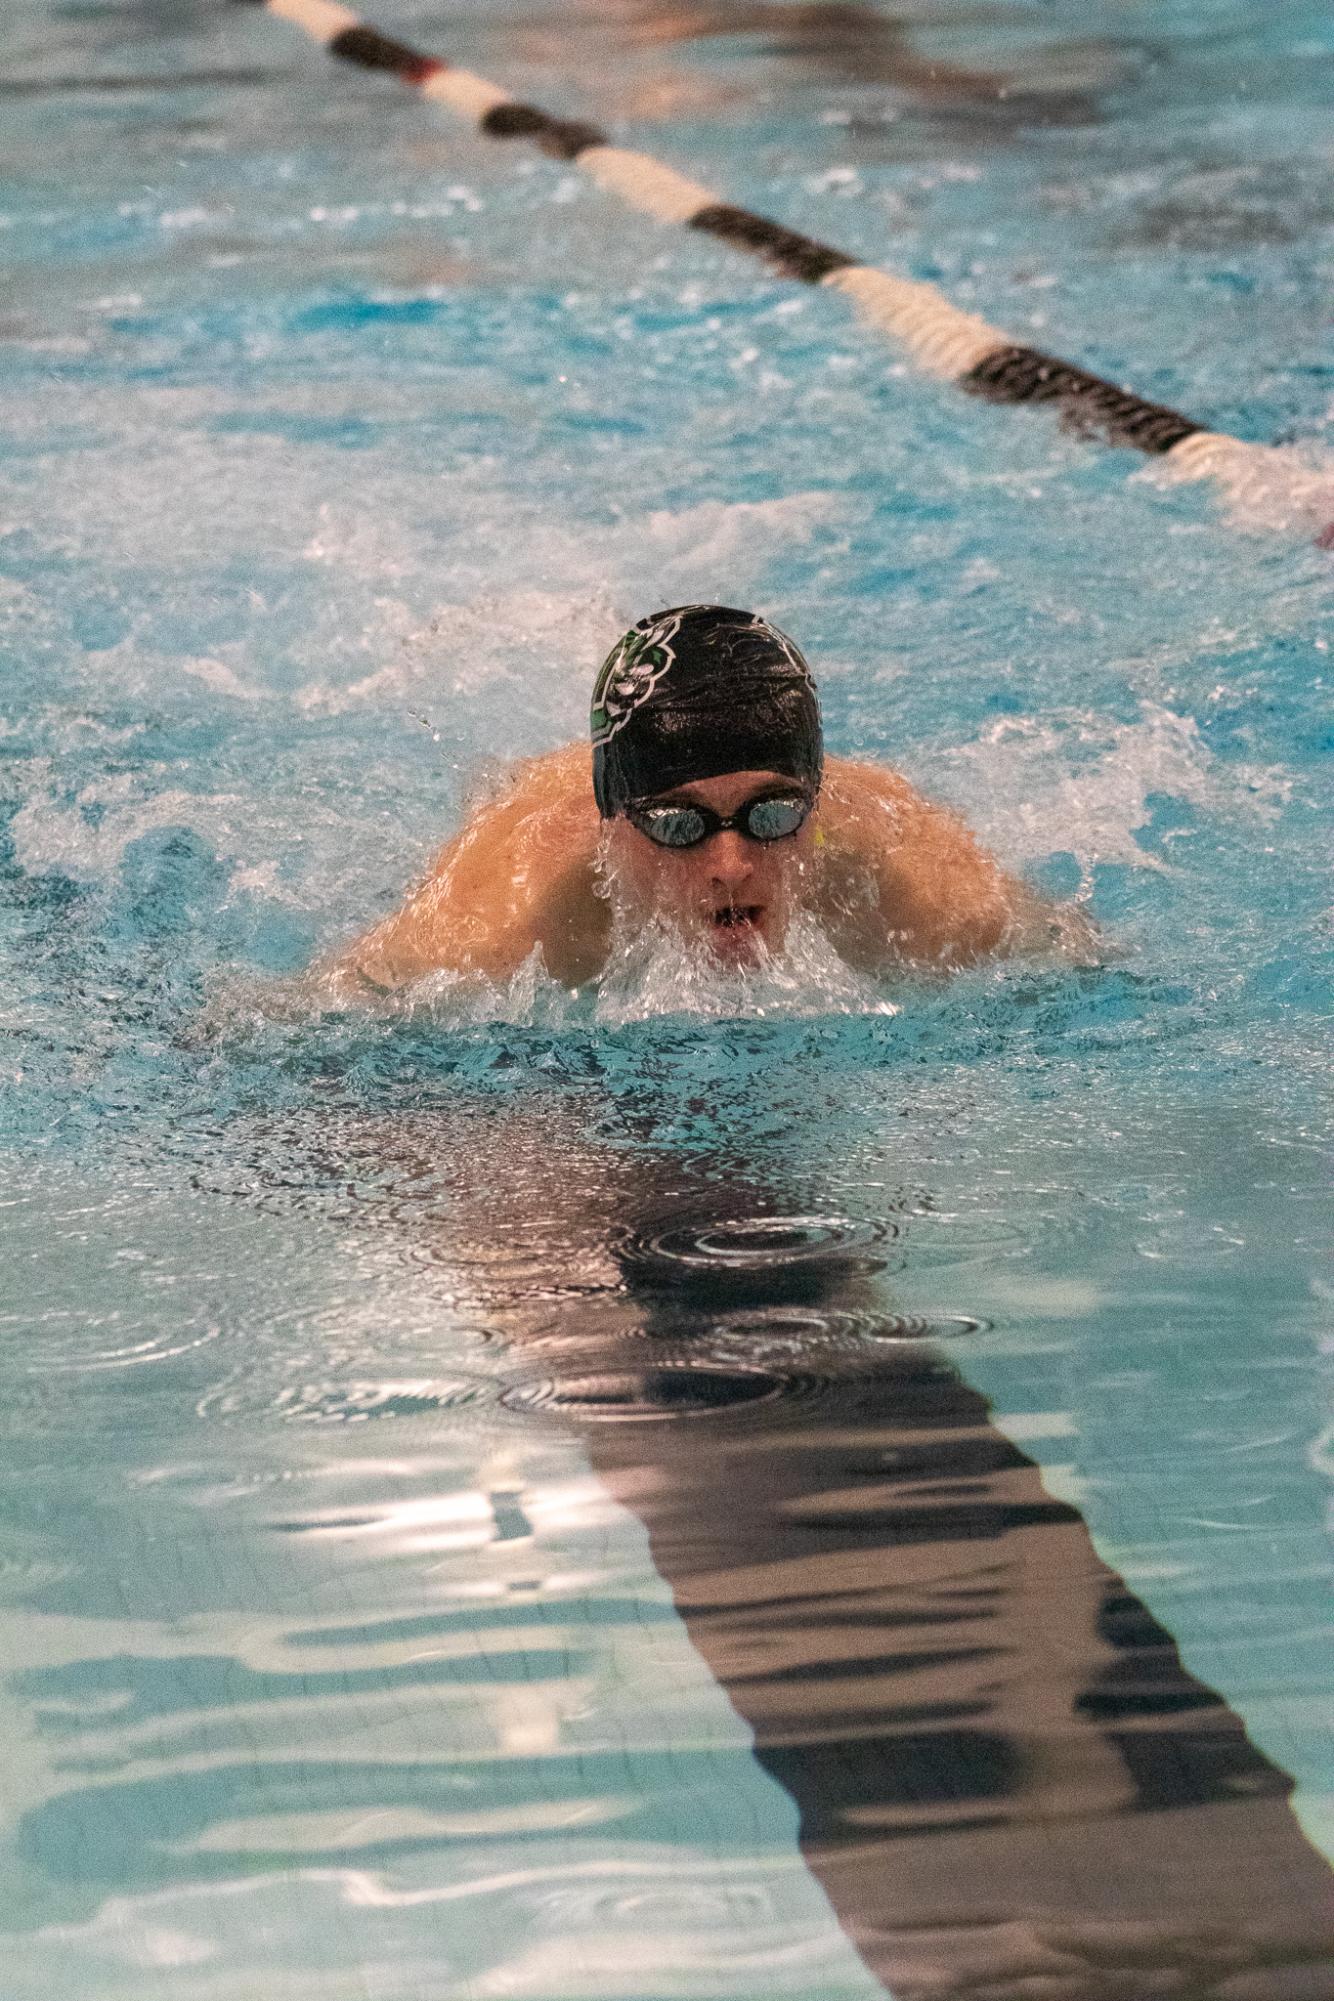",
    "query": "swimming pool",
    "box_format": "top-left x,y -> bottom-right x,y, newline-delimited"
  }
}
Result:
2,0 -> 1332,1994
